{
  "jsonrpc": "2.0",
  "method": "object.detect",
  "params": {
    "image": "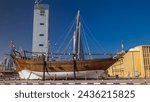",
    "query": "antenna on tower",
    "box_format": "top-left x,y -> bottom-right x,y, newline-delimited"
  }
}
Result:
35,0 -> 43,5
